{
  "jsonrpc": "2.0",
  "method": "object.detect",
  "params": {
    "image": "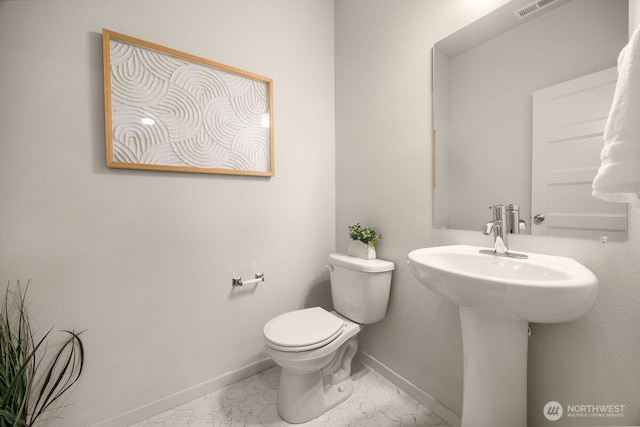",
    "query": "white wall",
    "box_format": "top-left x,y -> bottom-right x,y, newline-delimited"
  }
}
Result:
447,0 -> 627,231
0,1 -> 335,425
336,0 -> 640,426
